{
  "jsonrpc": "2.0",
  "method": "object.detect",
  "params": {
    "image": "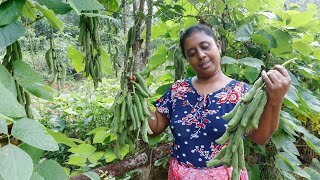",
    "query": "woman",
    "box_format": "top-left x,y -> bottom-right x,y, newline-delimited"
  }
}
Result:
132,24 -> 291,179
